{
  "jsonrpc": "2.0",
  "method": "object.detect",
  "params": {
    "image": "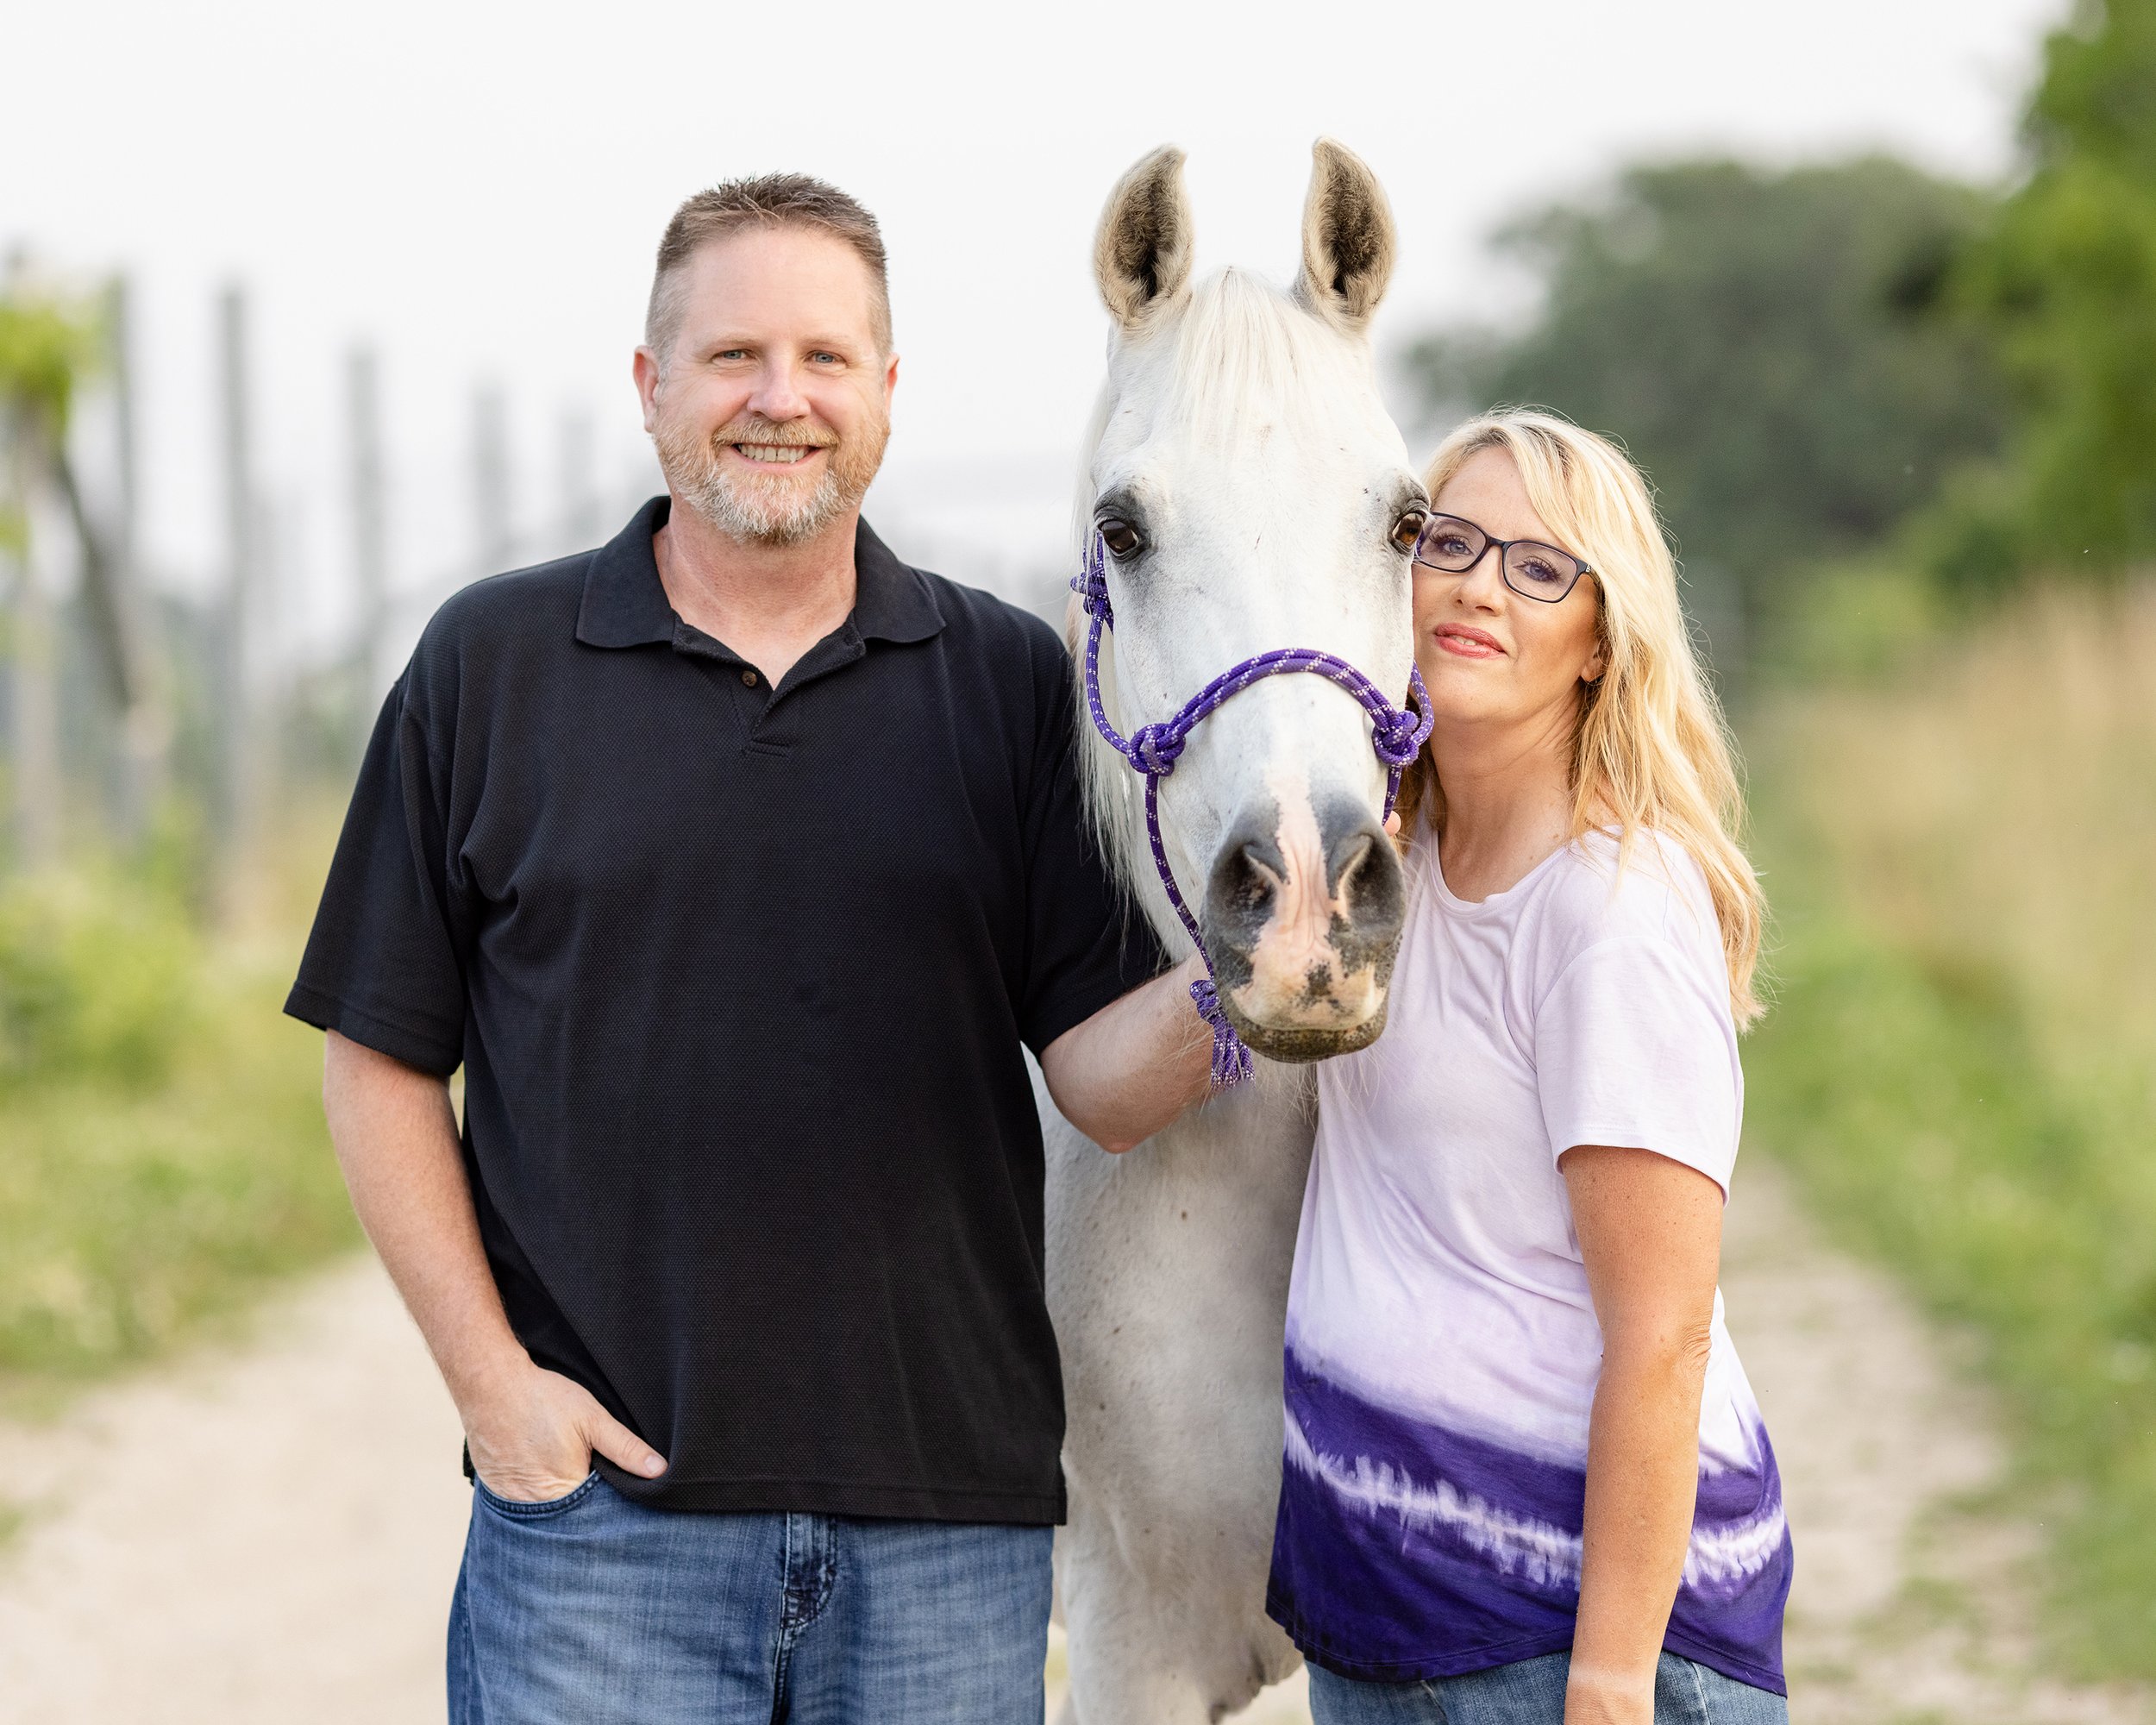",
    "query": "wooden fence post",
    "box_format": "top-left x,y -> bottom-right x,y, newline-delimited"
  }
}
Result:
346,344 -> 388,742
106,276 -> 169,844
54,275 -> 169,849
557,404 -> 603,554
214,283 -> 257,878
472,381 -> 511,576
3,398 -> 62,869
